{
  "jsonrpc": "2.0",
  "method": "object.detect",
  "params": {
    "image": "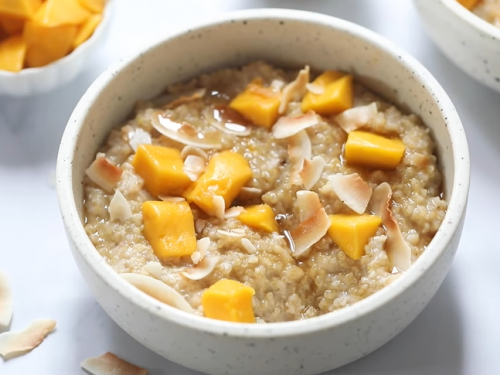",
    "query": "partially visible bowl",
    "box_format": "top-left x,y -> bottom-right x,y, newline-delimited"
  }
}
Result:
414,0 -> 500,92
0,0 -> 113,97
57,9 -> 470,375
